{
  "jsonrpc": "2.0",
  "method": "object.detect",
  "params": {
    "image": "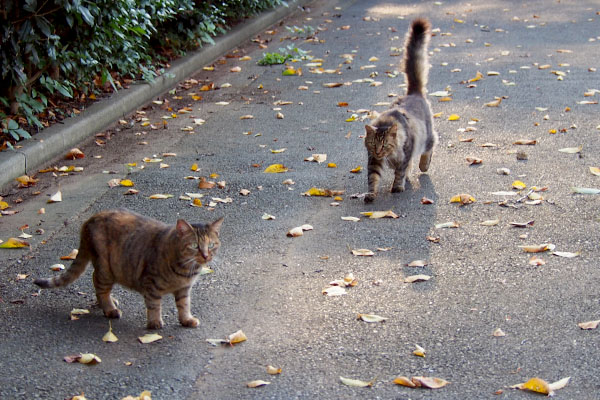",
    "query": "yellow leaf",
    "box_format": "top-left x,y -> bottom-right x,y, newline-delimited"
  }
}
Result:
190,163 -> 199,171
519,377 -> 550,395
327,163 -> 337,168
413,344 -> 426,357
120,179 -> 134,187
270,148 -> 287,153
450,193 -> 476,205
78,353 -> 102,364
350,166 -> 362,173
511,180 -> 526,190
16,175 -> 39,186
240,56 -> 251,61
404,274 -> 431,283
0,238 -> 30,249
148,194 -> 173,199
345,114 -> 358,122
448,114 -> 460,121
303,187 -> 344,197
203,66 -> 214,71
589,167 -> 600,176
263,164 -> 288,173
393,376 -> 417,387
519,243 -> 555,253
0,201 -> 9,210
484,98 -> 502,107
282,67 -> 298,76
433,112 -> 443,118
138,333 -> 163,344
102,321 -> 118,343
339,376 -> 375,387
228,330 -> 247,344
360,210 -> 399,219
468,71 -> 483,83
